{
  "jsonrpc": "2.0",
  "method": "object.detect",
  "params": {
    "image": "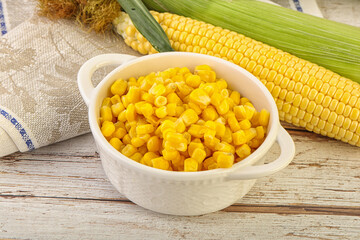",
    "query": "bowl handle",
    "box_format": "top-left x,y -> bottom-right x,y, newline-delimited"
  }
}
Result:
77,53 -> 137,106
226,126 -> 295,180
